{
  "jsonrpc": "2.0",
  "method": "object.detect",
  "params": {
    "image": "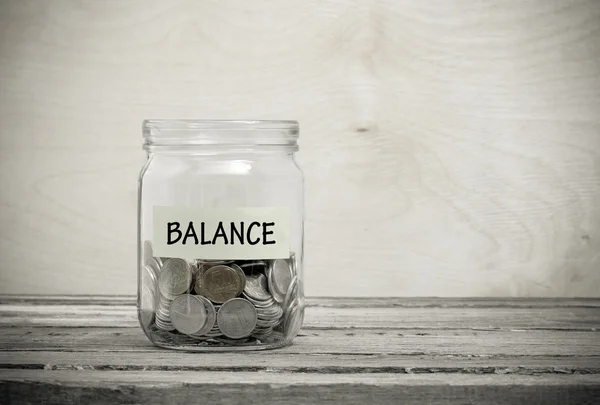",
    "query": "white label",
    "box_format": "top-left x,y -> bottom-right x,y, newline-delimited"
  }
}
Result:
152,206 -> 290,260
